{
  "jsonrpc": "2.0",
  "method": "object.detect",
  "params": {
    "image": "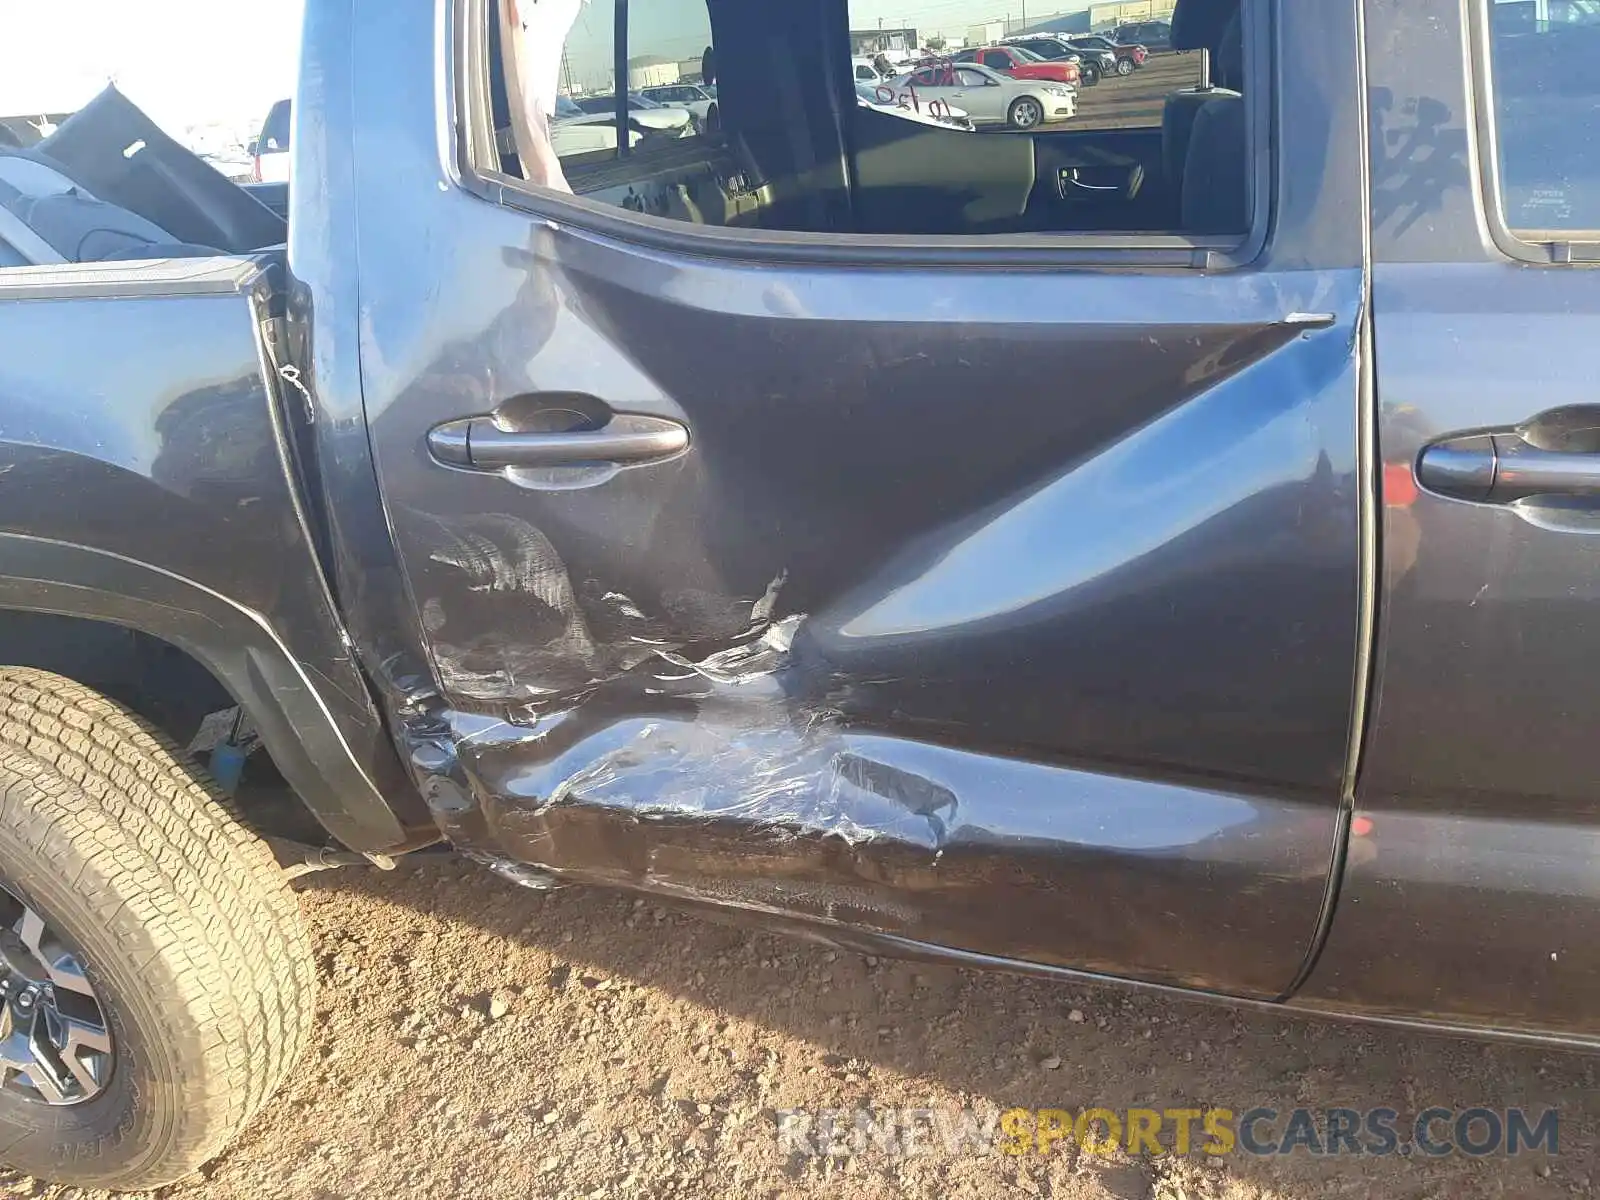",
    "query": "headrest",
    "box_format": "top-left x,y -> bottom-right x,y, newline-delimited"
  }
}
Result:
1214,12 -> 1244,91
1171,0 -> 1239,53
